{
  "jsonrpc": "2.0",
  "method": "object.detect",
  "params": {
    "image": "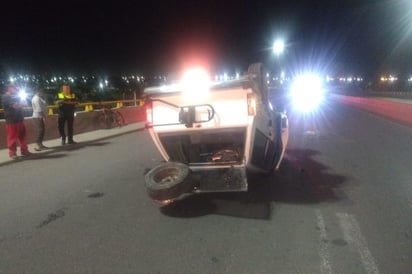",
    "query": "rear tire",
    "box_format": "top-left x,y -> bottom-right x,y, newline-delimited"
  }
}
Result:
145,162 -> 192,201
